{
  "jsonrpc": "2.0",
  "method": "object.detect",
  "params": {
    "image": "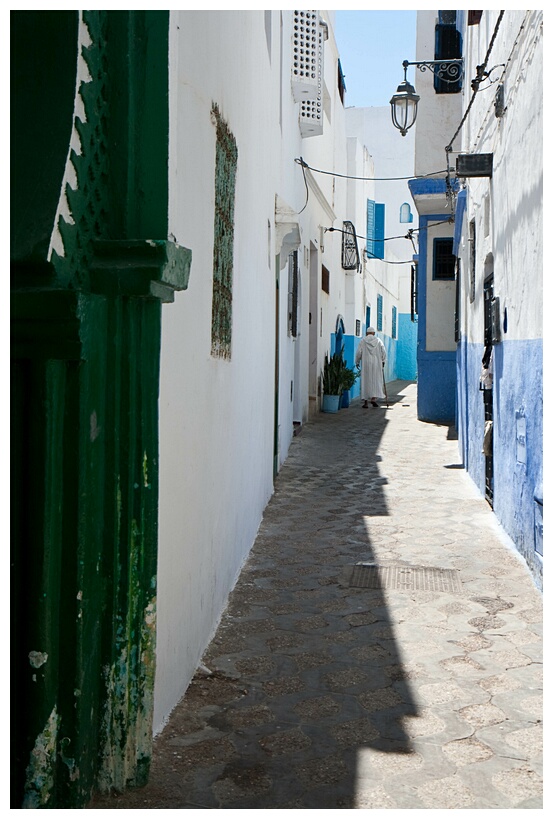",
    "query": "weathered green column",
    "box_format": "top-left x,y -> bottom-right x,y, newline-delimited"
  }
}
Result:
11,11 -> 190,808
